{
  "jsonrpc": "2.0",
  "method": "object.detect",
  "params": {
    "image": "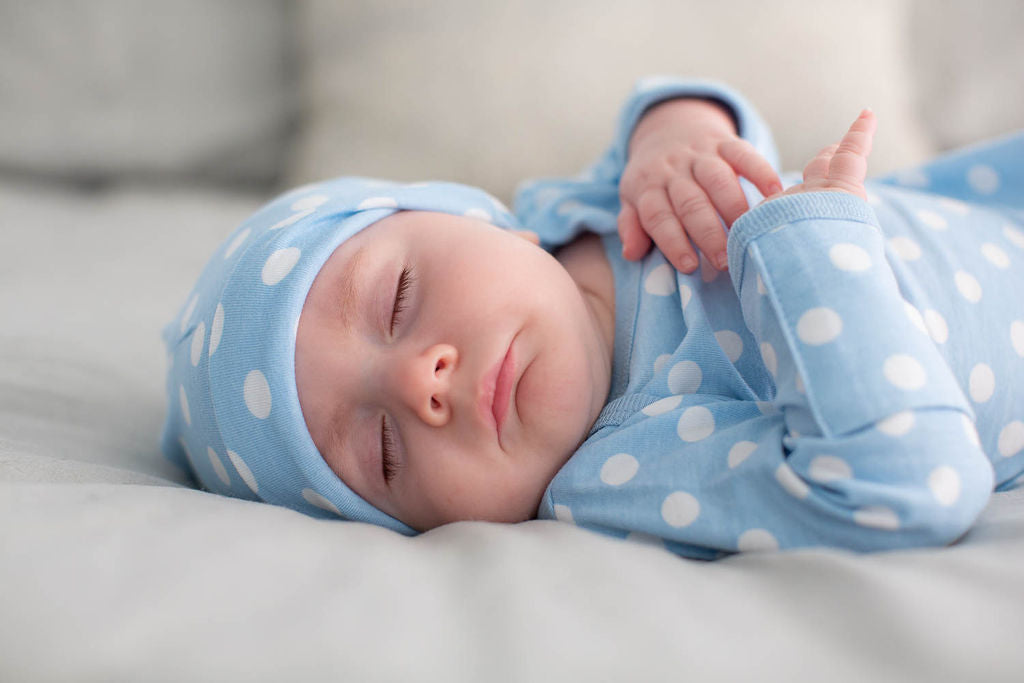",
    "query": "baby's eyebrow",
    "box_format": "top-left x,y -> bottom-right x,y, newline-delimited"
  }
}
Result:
336,244 -> 369,330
